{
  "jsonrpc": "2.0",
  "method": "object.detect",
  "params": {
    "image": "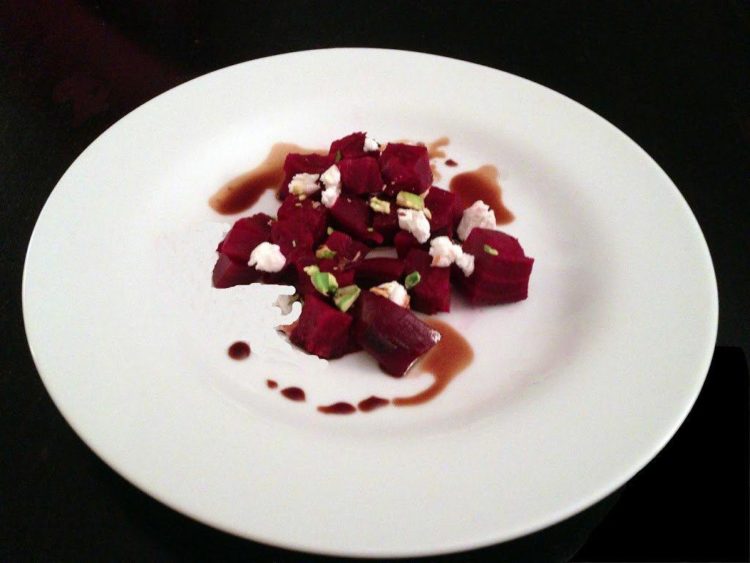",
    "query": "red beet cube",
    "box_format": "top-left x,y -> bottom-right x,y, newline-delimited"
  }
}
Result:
212,254 -> 261,288
355,258 -> 405,288
278,153 -> 331,200
353,291 -> 440,376
323,231 -> 370,267
218,213 -> 273,263
277,196 -> 329,243
403,249 -> 451,314
290,294 -> 354,359
338,157 -> 383,195
329,132 -> 367,159
372,205 -> 399,244
394,230 -> 424,259
424,187 -> 459,237
459,228 -> 534,305
330,196 -> 384,245
380,143 -> 432,196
